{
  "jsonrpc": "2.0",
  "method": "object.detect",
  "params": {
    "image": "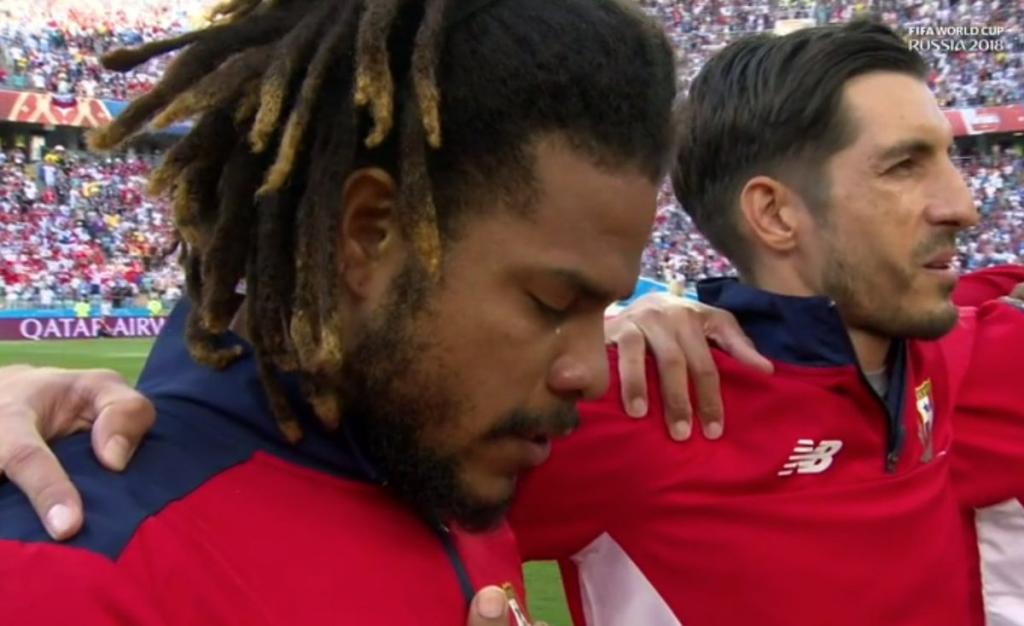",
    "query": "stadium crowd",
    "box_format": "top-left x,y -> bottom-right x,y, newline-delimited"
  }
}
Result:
0,147 -> 182,310
0,1 -> 1019,106
640,0 -> 1024,106
0,0 -> 205,101
0,0 -> 1021,303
